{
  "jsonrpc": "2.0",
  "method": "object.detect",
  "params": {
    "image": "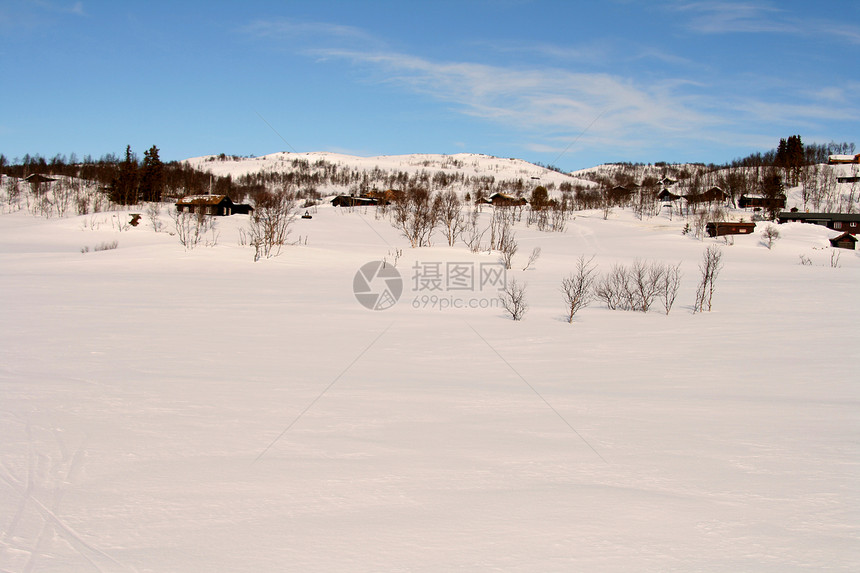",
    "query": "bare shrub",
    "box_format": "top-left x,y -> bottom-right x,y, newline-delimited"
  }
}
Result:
391,187 -> 438,248
498,229 -> 518,270
247,190 -> 296,260
531,196 -> 571,232
690,208 -> 709,240
463,208 -> 485,253
522,246 -> 541,271
596,260 -> 676,313
561,255 -> 597,323
4,178 -> 21,211
630,259 -> 663,312
660,262 -> 683,315
694,245 -> 723,313
499,278 -> 528,321
435,189 -> 465,247
600,189 -> 613,220
146,202 -> 165,232
595,264 -> 629,311
171,209 -> 218,250
489,207 -> 514,251
95,240 -> 118,251
384,248 -> 402,268
761,225 -> 780,249
75,193 -> 90,215
112,213 -> 130,232
51,178 -> 74,217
